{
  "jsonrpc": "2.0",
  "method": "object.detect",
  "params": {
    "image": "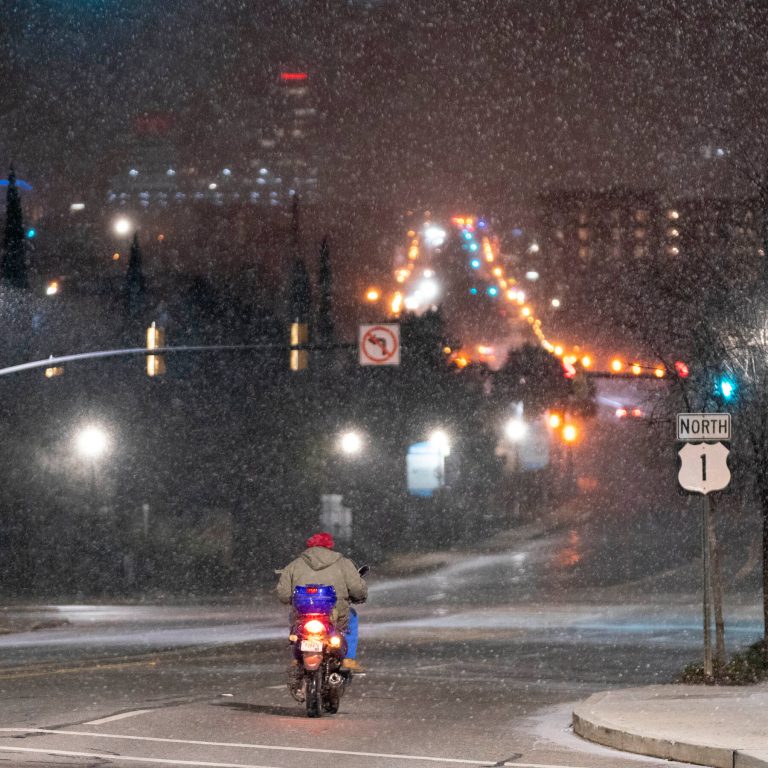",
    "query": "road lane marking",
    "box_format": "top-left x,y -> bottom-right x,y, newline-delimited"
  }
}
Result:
0,657 -> 160,680
0,746 -> 283,767
0,729 -> 603,767
85,709 -> 155,725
